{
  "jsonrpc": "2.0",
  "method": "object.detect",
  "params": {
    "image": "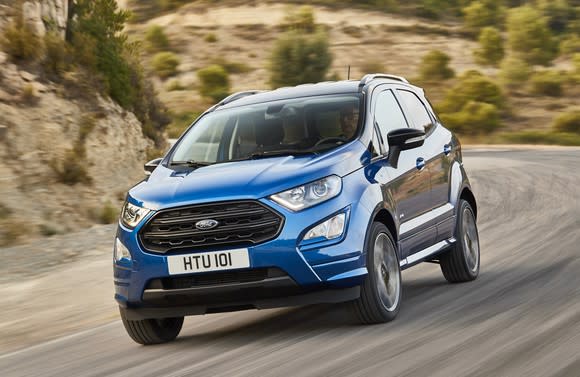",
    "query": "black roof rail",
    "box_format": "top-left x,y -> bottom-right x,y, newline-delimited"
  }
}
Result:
359,73 -> 409,89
